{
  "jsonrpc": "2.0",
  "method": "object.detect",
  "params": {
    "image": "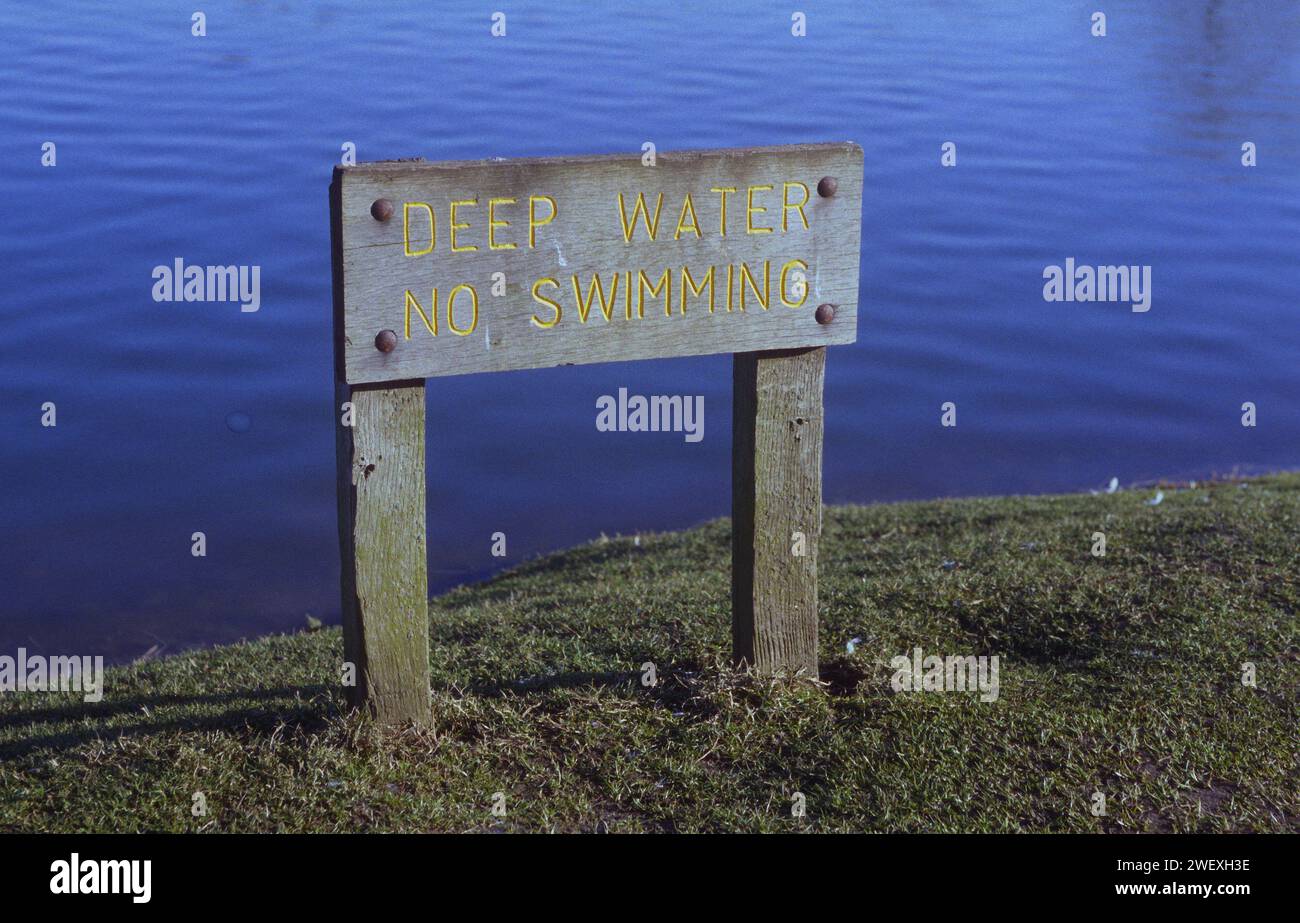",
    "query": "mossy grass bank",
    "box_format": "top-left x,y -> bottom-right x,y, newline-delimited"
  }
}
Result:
2,474 -> 1296,832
